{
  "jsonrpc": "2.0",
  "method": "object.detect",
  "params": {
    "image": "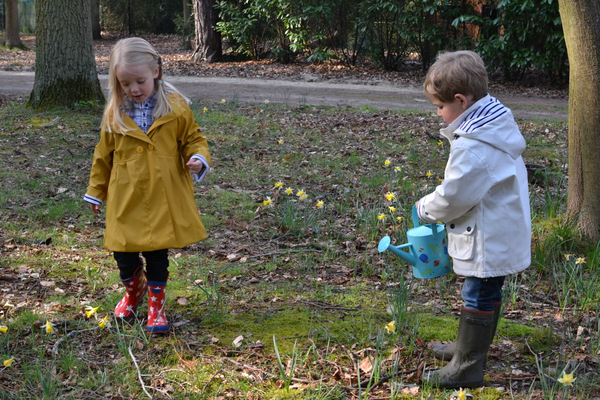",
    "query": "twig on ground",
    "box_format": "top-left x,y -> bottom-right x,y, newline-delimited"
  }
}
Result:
52,327 -> 99,355
129,346 -> 153,399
